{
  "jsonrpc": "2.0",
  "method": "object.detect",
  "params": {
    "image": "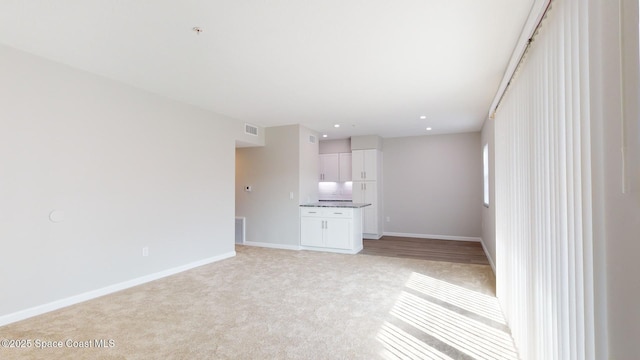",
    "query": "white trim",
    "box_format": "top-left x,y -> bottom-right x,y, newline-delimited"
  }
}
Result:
0,251 -> 236,327
300,246 -> 363,255
243,241 -> 301,251
383,232 -> 481,242
363,233 -> 383,240
479,238 -> 496,273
